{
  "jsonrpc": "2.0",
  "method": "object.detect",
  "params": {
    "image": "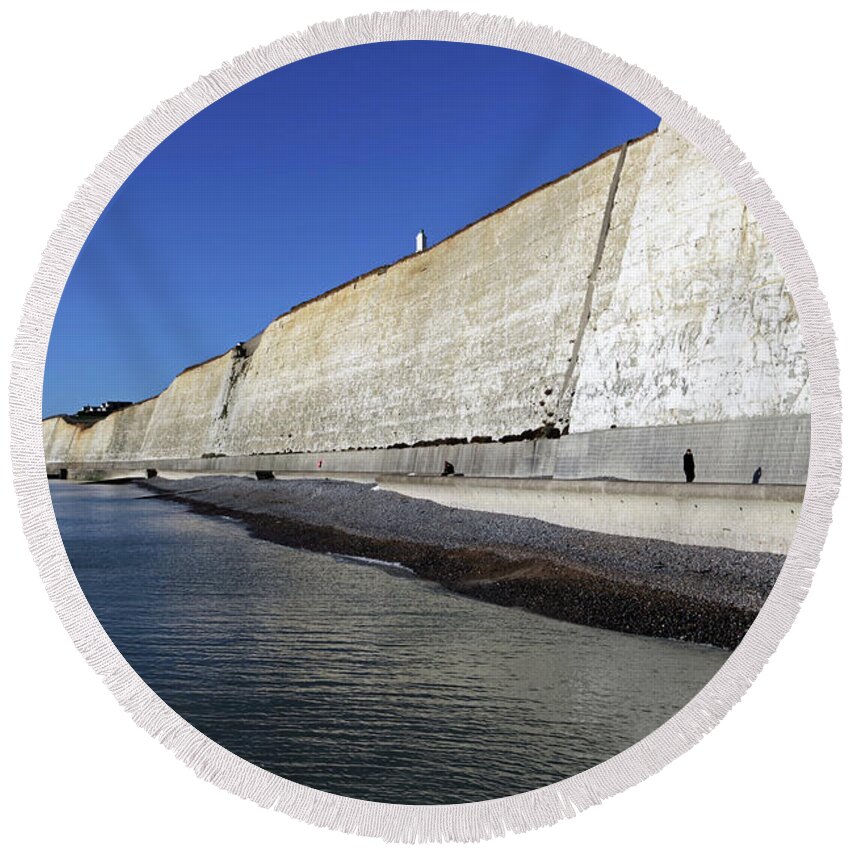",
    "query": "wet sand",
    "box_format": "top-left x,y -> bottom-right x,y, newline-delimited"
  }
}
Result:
139,476 -> 783,649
